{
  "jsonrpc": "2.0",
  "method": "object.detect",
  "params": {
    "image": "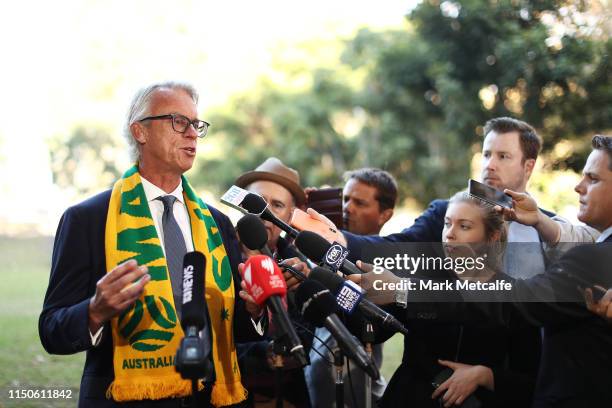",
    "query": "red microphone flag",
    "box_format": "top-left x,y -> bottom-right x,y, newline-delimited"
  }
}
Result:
241,255 -> 287,306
